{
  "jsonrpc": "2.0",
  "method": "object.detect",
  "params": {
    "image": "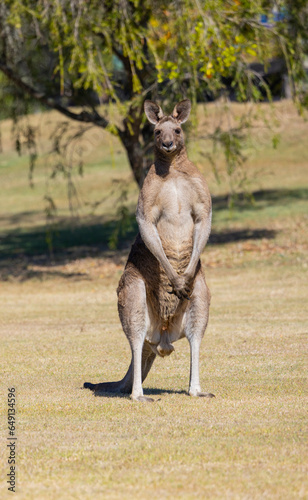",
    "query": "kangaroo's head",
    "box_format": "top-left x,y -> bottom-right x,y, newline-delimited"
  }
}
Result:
144,99 -> 191,157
